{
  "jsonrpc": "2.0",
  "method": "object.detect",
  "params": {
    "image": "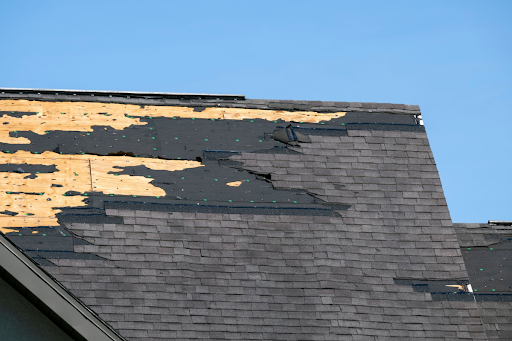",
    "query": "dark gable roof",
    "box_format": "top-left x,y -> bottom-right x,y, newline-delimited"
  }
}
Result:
0,88 -> 500,340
